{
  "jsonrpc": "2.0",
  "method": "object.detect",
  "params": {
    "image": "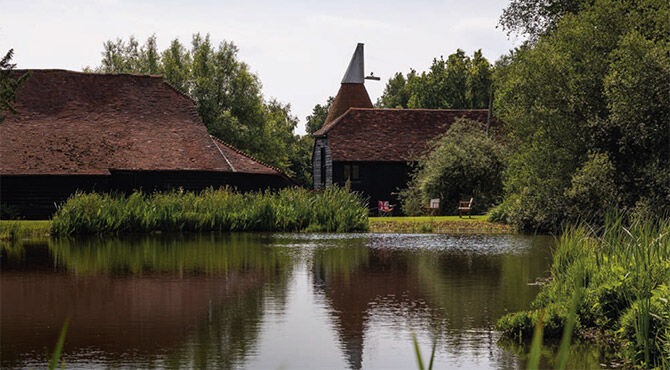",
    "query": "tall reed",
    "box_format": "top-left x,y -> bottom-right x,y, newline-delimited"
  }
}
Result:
51,186 -> 369,235
497,216 -> 670,368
